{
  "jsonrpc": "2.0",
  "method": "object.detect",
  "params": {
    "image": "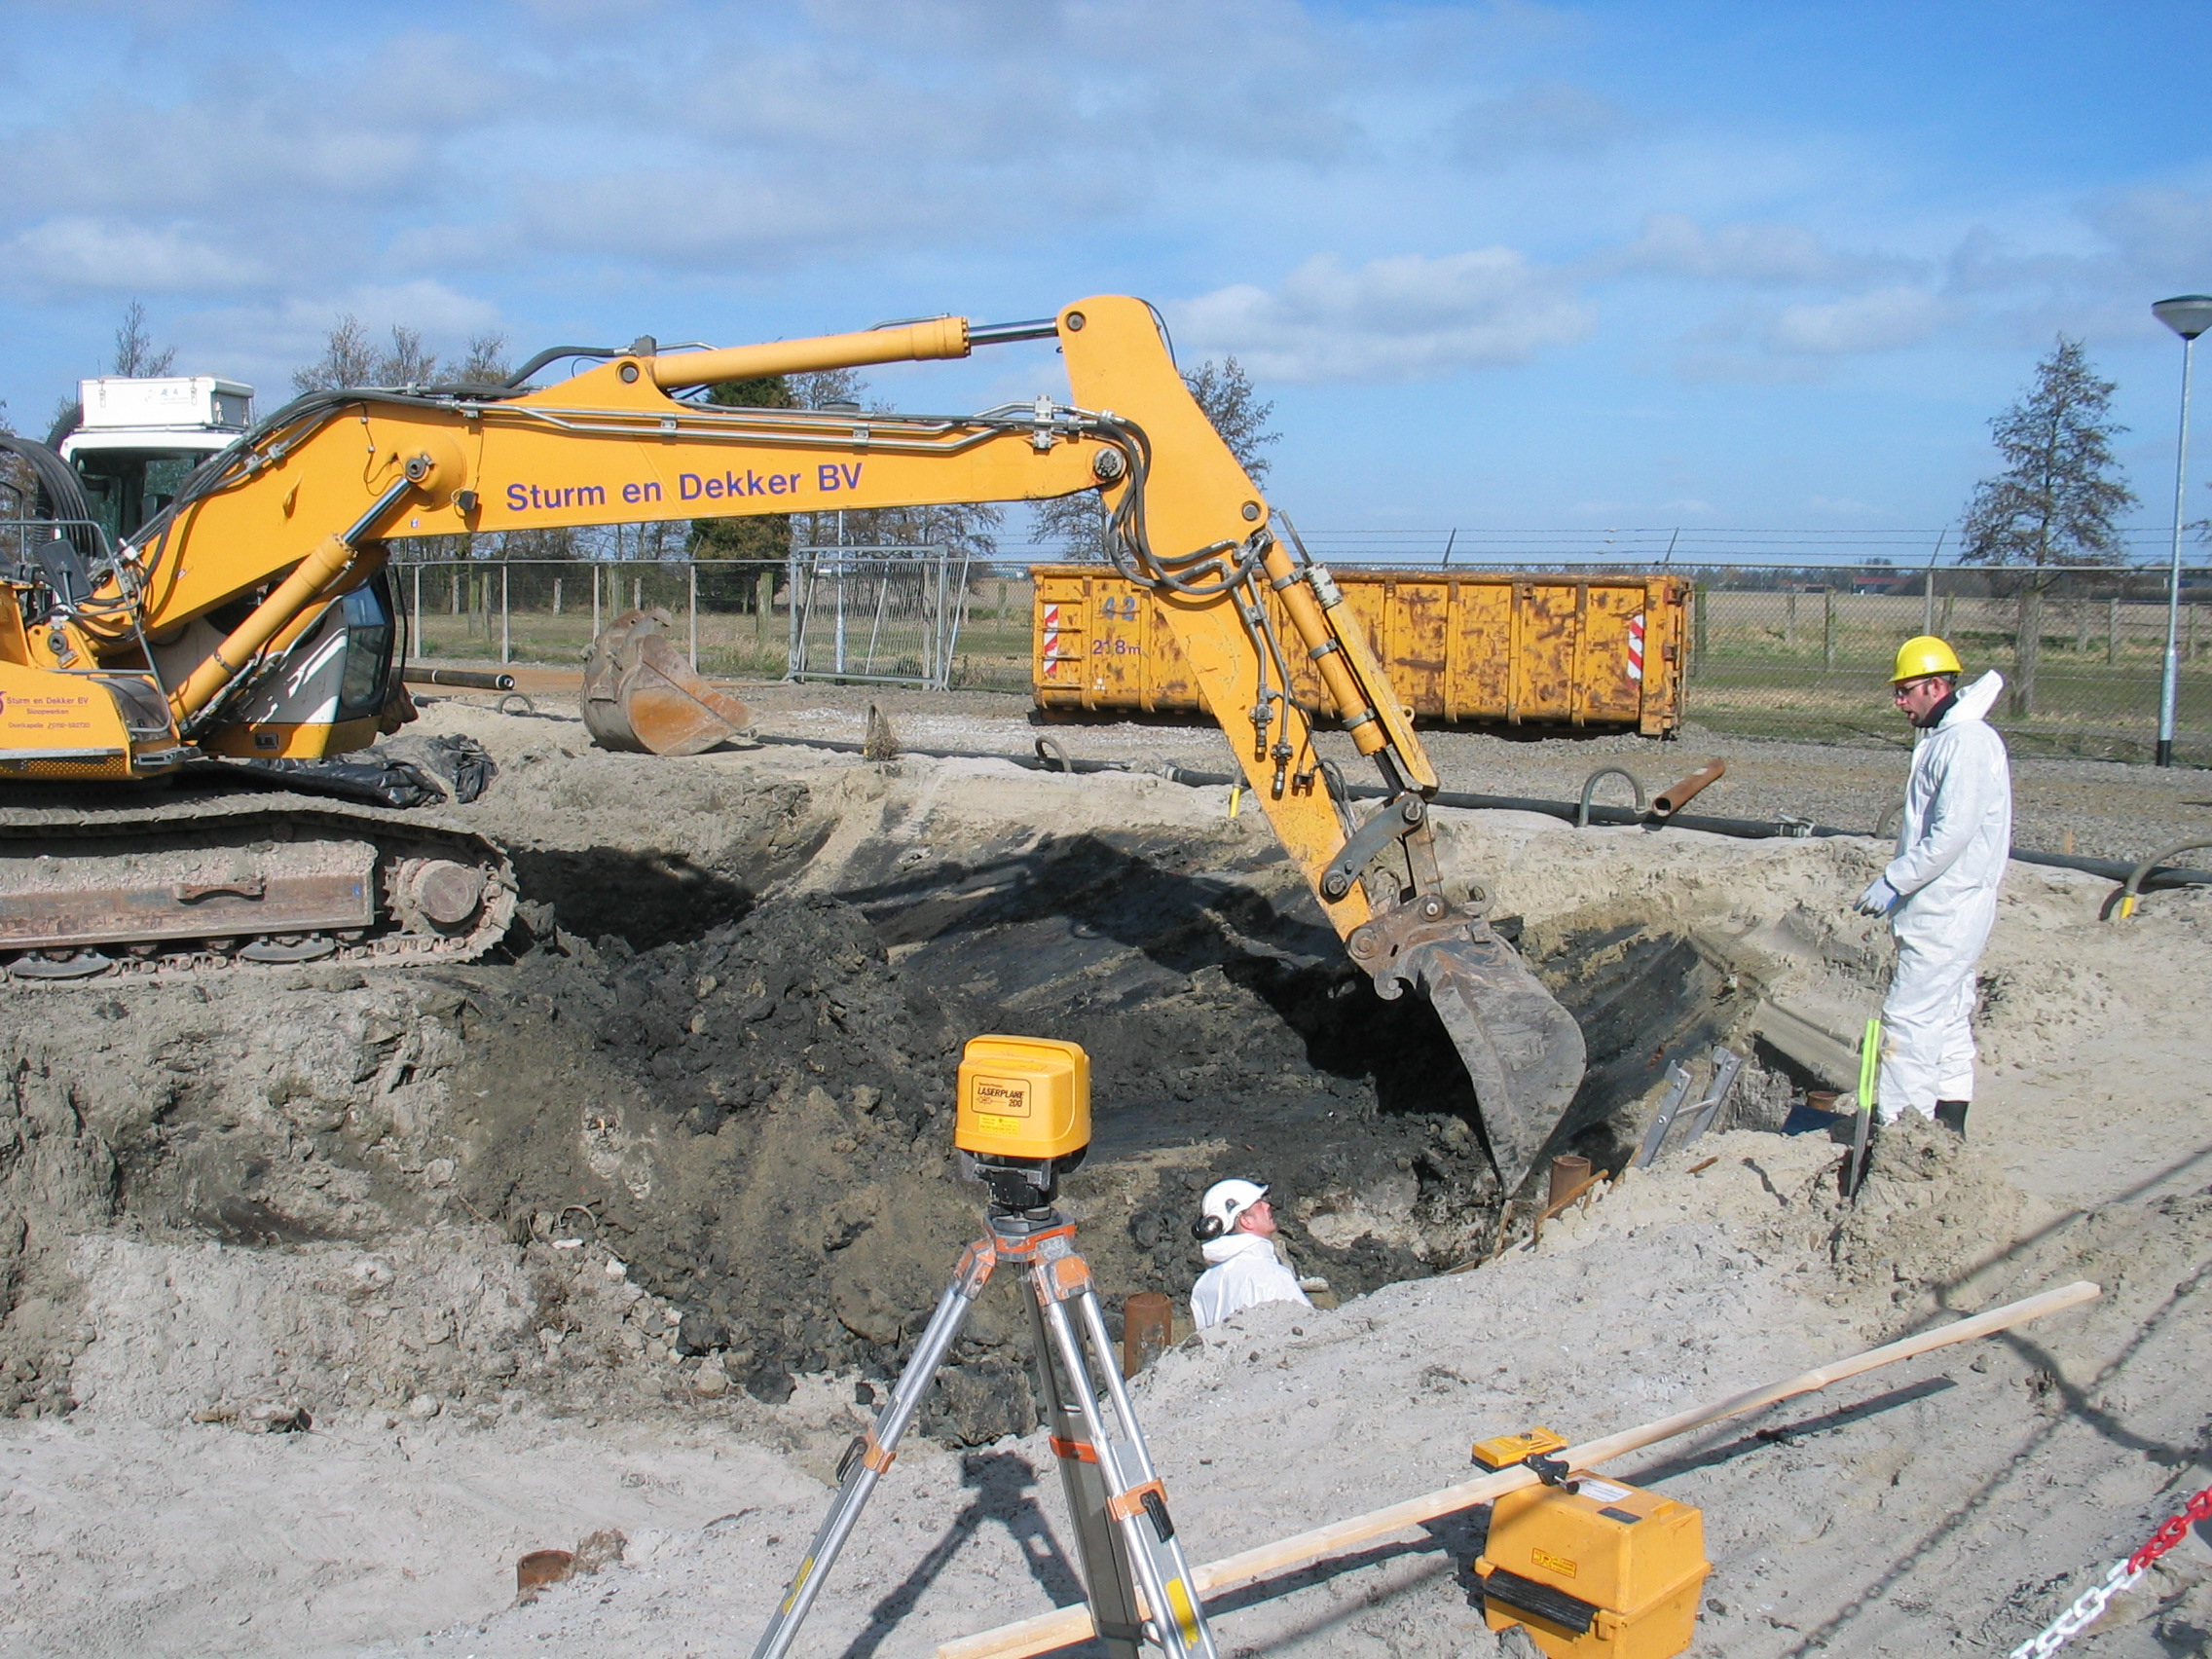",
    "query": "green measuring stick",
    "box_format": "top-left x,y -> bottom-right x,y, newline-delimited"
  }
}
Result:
1857,1017 -> 1881,1113
1845,1017 -> 1881,1198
